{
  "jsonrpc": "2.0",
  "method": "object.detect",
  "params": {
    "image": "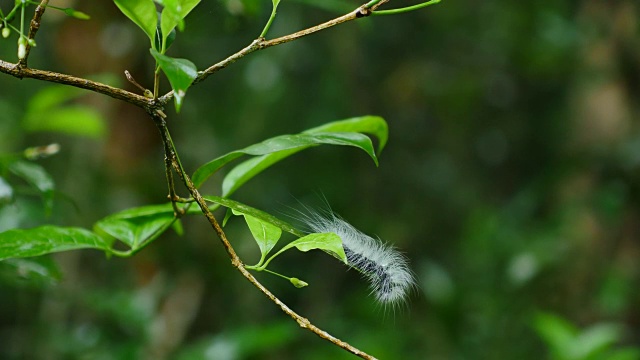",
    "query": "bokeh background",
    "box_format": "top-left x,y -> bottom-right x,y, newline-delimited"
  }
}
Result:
1,0 -> 640,359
